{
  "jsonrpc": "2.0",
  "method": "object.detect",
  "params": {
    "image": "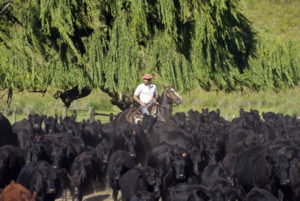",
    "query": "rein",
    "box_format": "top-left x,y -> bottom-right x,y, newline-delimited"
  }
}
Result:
152,102 -> 179,109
